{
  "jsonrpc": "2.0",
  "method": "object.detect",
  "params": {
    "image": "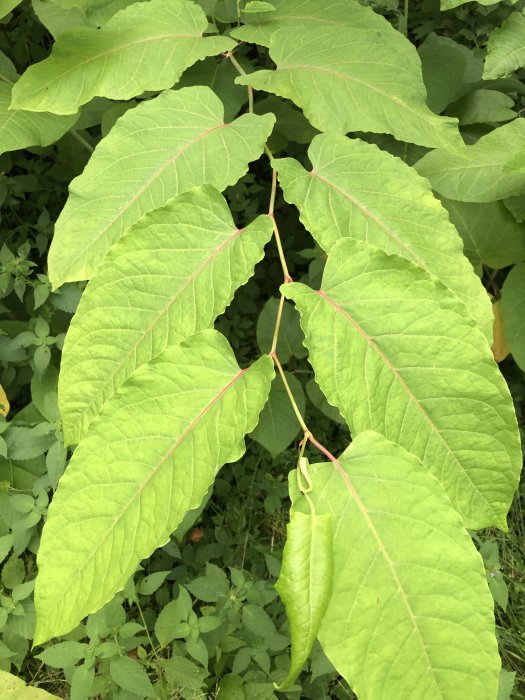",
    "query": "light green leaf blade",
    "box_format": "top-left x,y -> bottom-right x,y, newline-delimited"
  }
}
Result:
415,119 -> 525,202
501,262 -> 525,371
256,297 -> 306,363
484,11 -> 525,80
237,25 -> 461,150
275,133 -> 493,341
59,185 -> 272,446
283,239 -> 521,529
0,83 -> 77,155
231,0 -> 404,48
47,87 -> 275,288
10,0 -> 234,115
446,89 -> 516,125
250,372 -> 305,456
275,510 -> 332,688
441,198 -> 525,271
288,431 -> 500,700
34,330 -> 274,643
0,0 -> 21,19
0,669 -> 61,698
441,0 -> 501,8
